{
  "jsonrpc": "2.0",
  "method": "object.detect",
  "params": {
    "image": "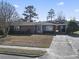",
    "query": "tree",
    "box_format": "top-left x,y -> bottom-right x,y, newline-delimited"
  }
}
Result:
55,14 -> 67,24
10,11 -> 20,22
23,5 -> 38,22
0,1 -> 15,36
66,19 -> 79,34
47,9 -> 55,21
